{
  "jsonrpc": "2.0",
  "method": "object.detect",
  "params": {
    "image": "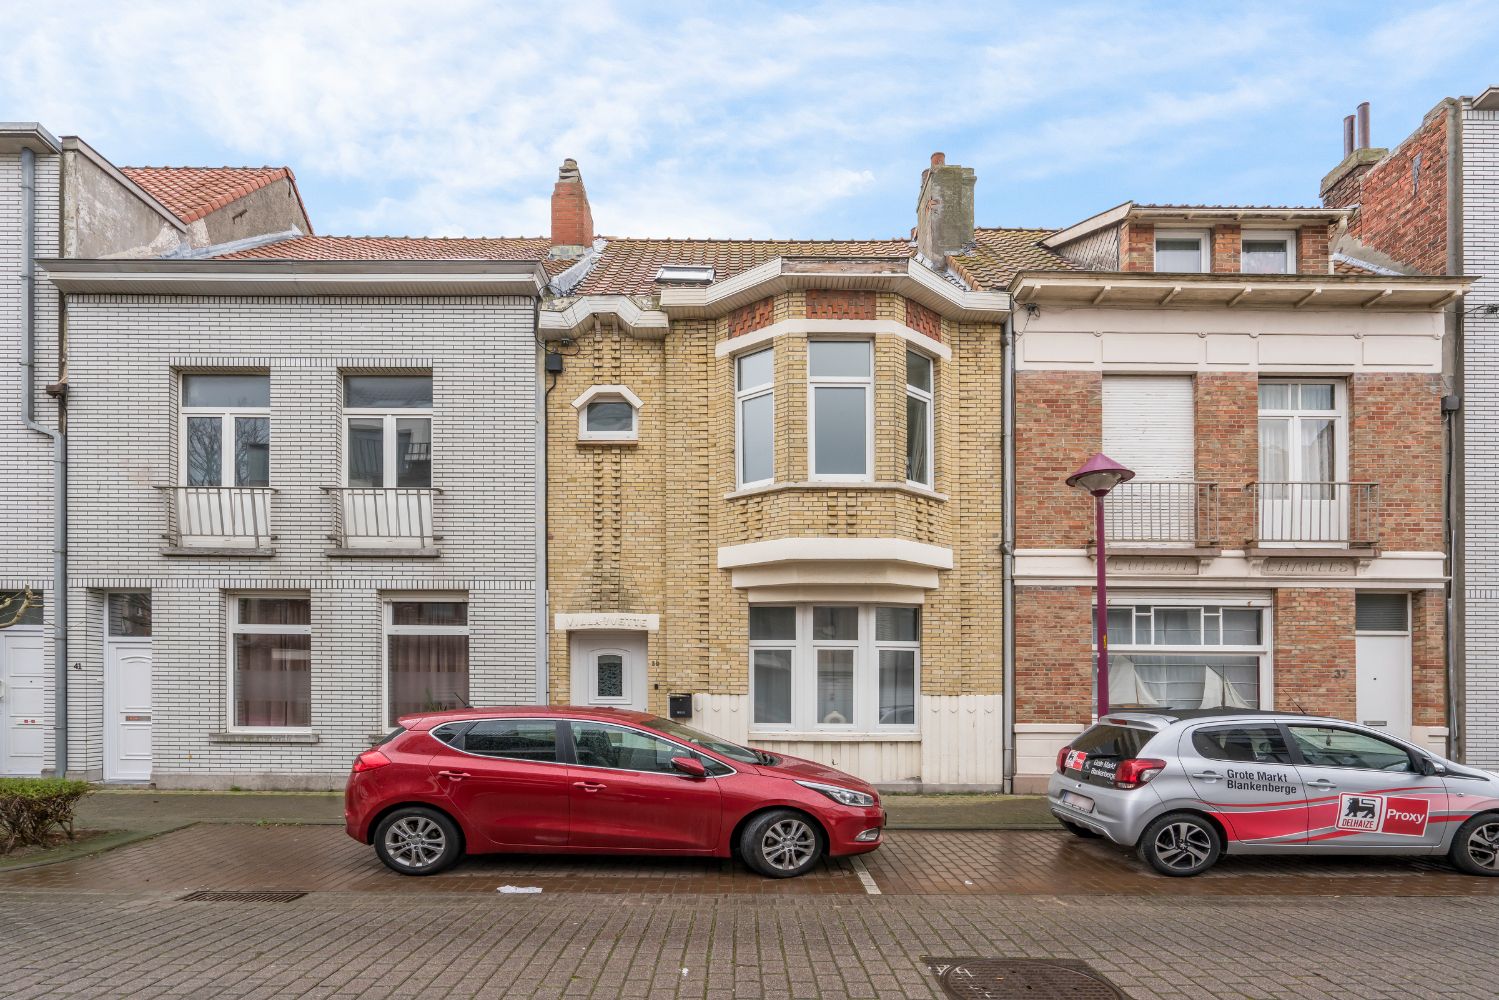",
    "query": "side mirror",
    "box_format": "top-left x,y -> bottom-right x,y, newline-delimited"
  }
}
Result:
1418,756 -> 1445,777
669,756 -> 707,778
